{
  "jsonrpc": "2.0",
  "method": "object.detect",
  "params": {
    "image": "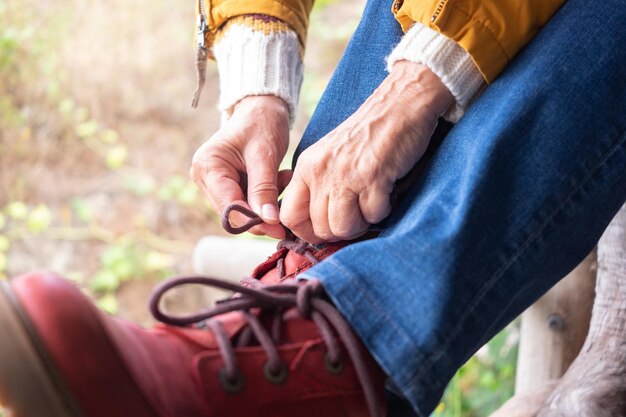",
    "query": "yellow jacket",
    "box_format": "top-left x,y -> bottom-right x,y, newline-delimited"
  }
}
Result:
201,0 -> 565,83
